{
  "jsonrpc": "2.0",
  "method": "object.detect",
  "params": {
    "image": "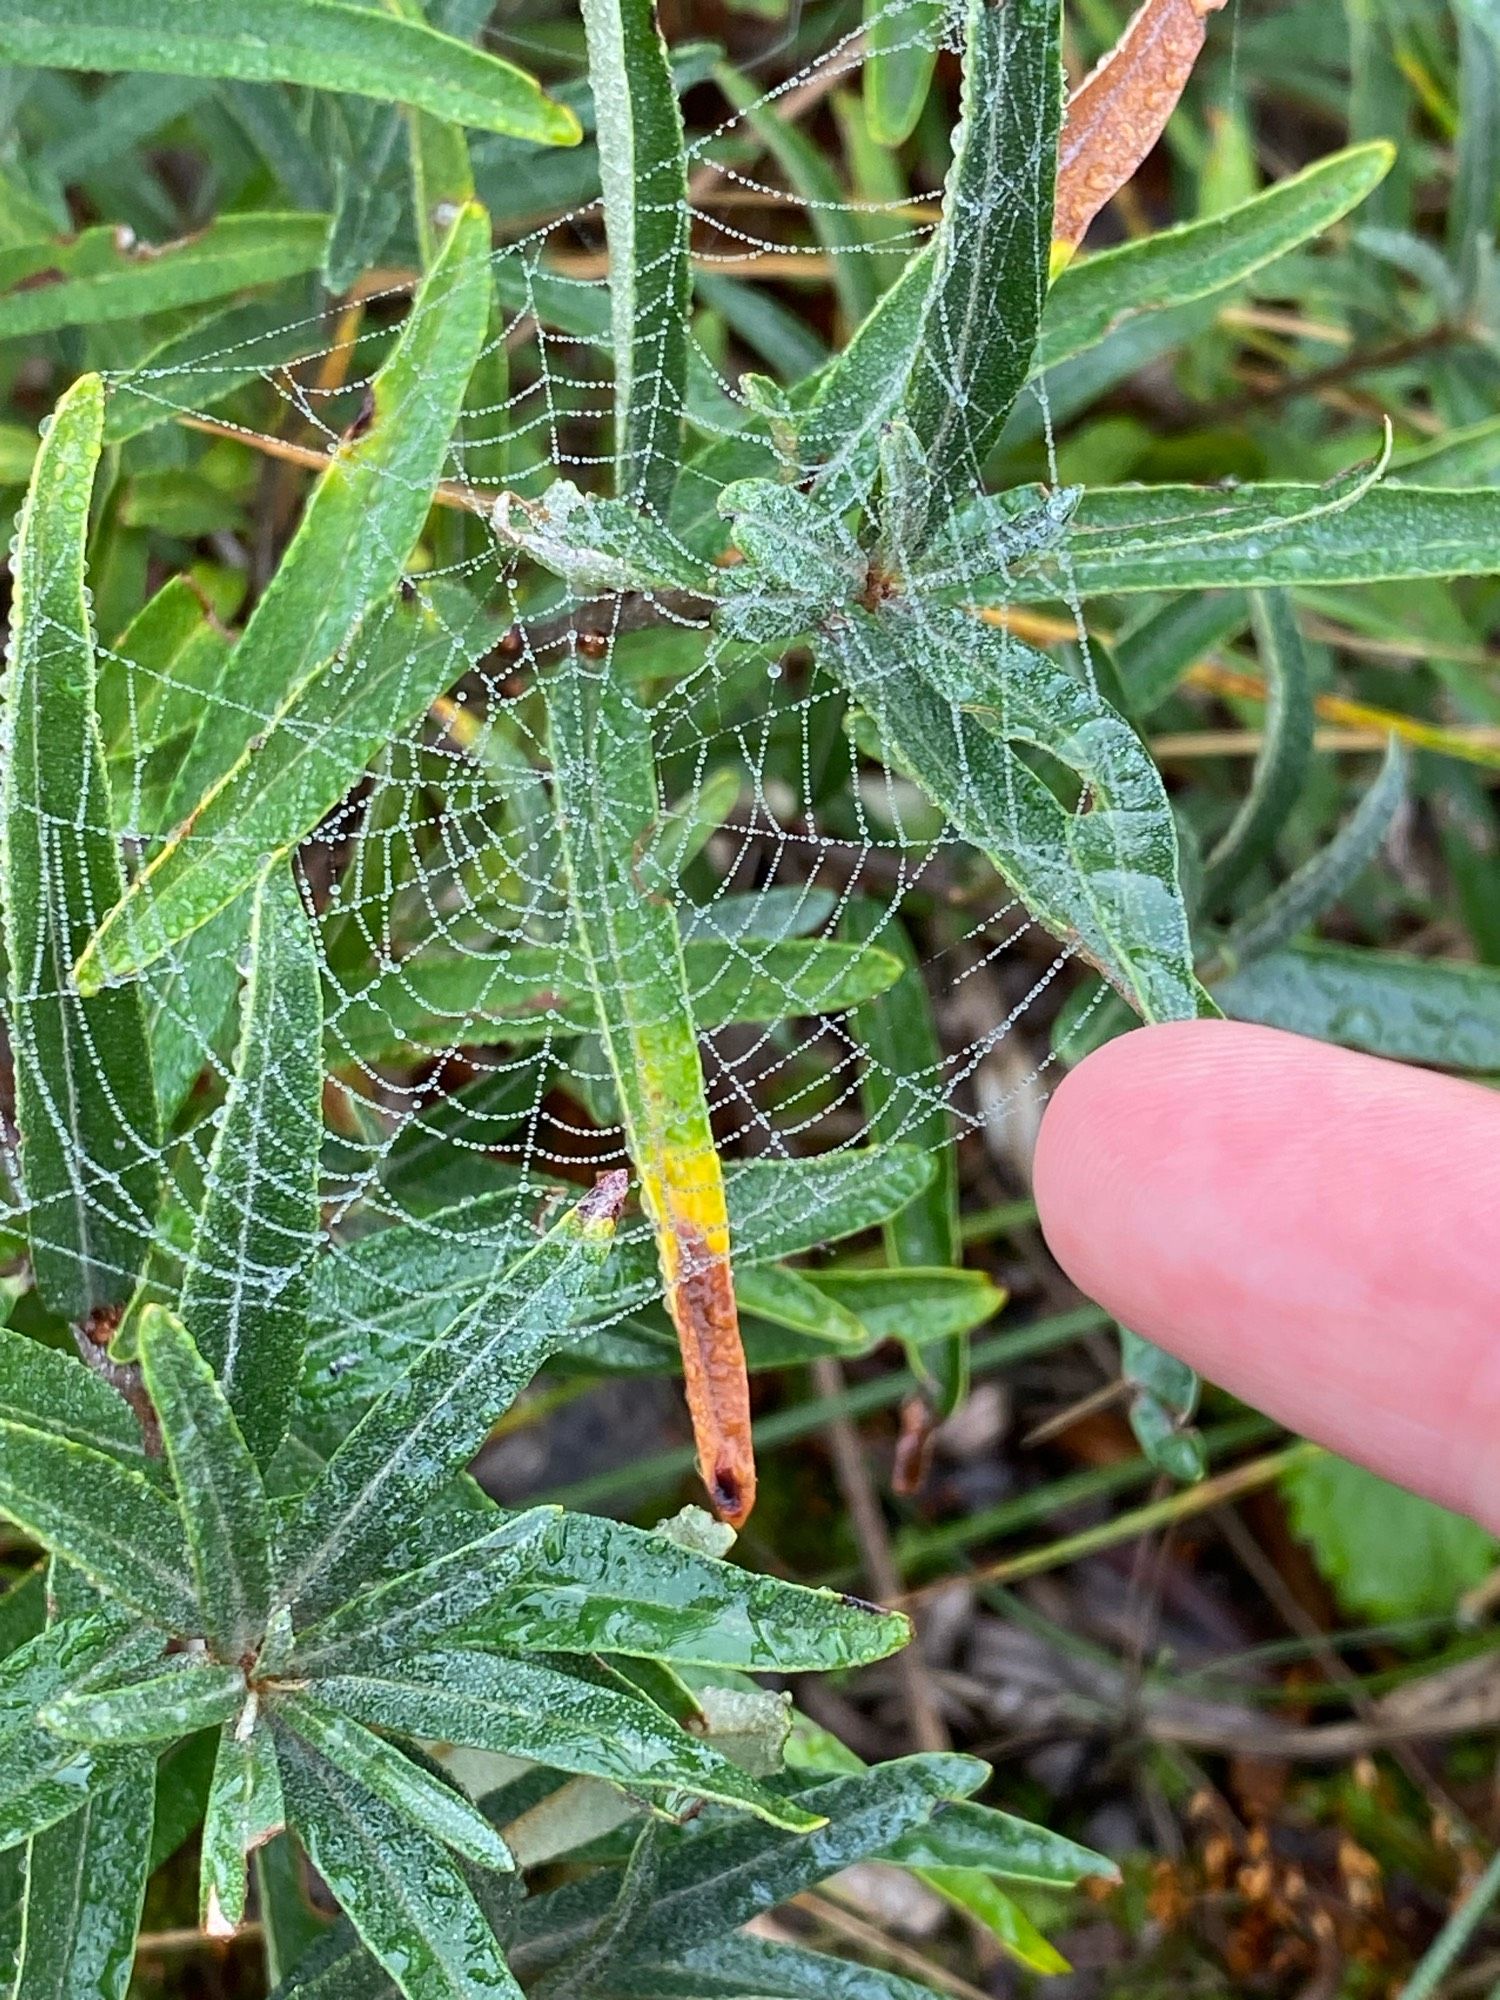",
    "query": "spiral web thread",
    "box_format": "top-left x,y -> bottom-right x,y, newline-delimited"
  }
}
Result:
3,2 -> 1111,1398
